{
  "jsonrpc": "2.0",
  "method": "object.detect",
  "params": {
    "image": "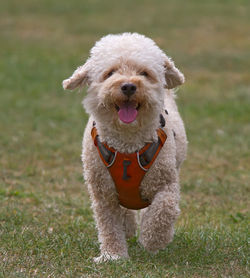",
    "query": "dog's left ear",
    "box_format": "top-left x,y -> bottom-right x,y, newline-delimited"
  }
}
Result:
164,58 -> 185,89
62,62 -> 90,90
